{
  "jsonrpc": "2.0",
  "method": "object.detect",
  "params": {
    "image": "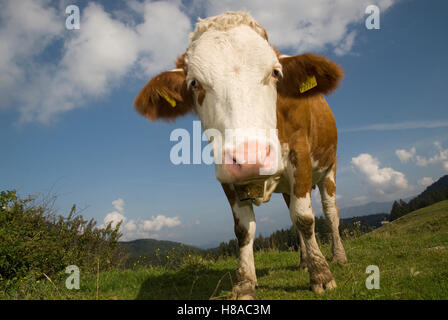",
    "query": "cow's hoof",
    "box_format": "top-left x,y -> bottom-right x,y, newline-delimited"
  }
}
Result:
231,281 -> 256,300
310,279 -> 337,293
